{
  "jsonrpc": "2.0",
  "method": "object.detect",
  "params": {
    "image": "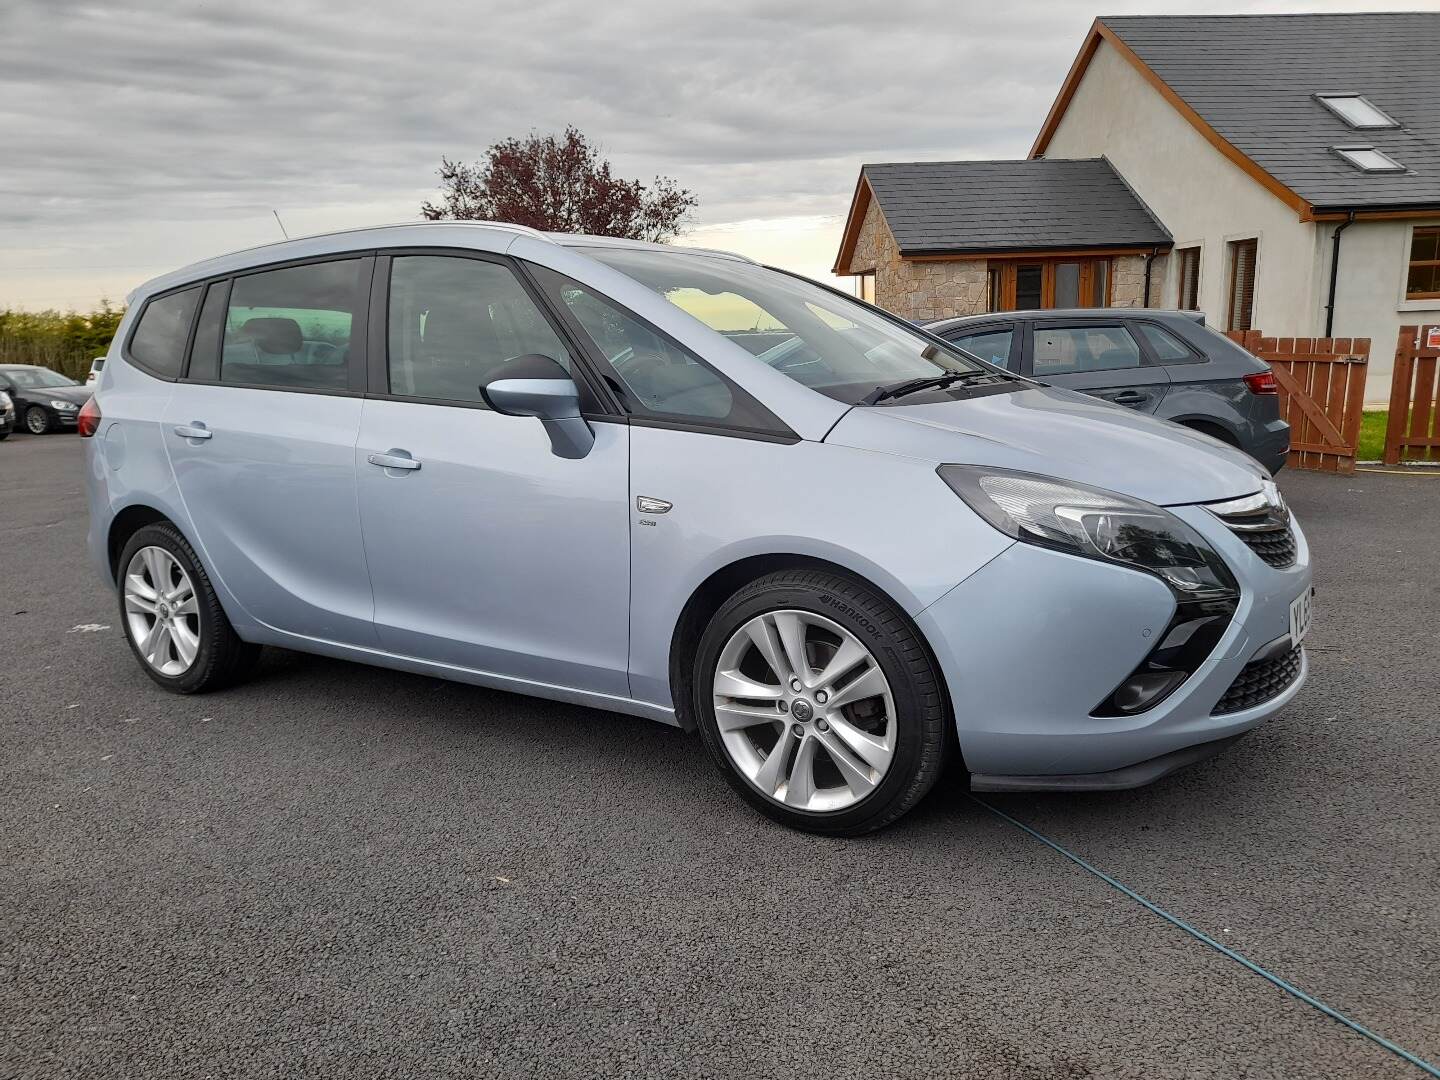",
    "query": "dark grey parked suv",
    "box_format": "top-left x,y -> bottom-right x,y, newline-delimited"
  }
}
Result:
923,309 -> 1290,474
